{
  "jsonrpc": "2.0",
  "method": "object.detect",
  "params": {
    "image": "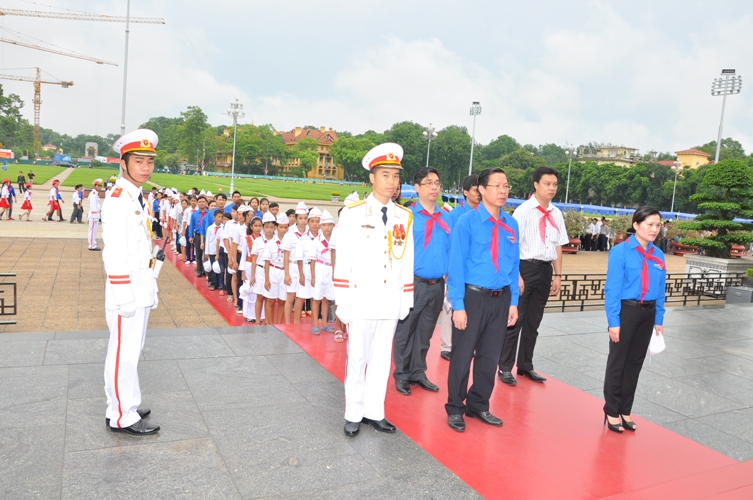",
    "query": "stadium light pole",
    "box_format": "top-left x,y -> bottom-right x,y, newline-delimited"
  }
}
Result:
670,160 -> 681,214
468,101 -> 481,175
422,123 -> 437,168
227,99 -> 245,194
711,69 -> 742,163
564,143 -> 577,203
